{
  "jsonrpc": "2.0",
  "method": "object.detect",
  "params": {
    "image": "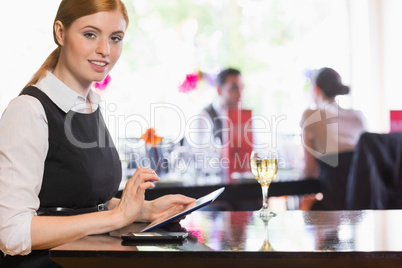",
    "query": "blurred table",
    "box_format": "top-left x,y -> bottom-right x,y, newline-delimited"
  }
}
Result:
117,169 -> 320,210
50,210 -> 402,268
